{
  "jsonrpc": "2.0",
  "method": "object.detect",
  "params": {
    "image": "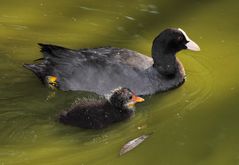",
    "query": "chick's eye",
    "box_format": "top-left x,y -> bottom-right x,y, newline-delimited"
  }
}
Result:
129,96 -> 132,100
